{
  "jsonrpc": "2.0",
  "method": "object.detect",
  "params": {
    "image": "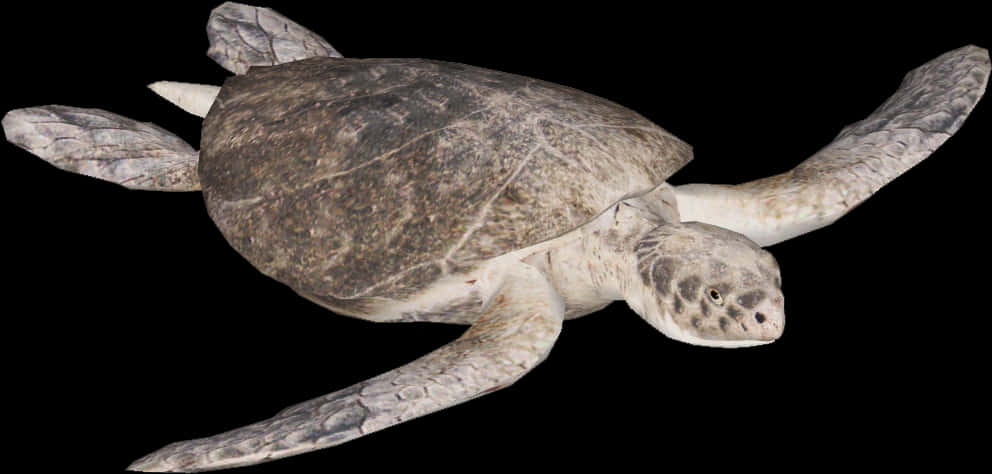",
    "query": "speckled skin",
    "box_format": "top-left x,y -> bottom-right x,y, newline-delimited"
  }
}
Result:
633,222 -> 783,341
199,57 -> 691,310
